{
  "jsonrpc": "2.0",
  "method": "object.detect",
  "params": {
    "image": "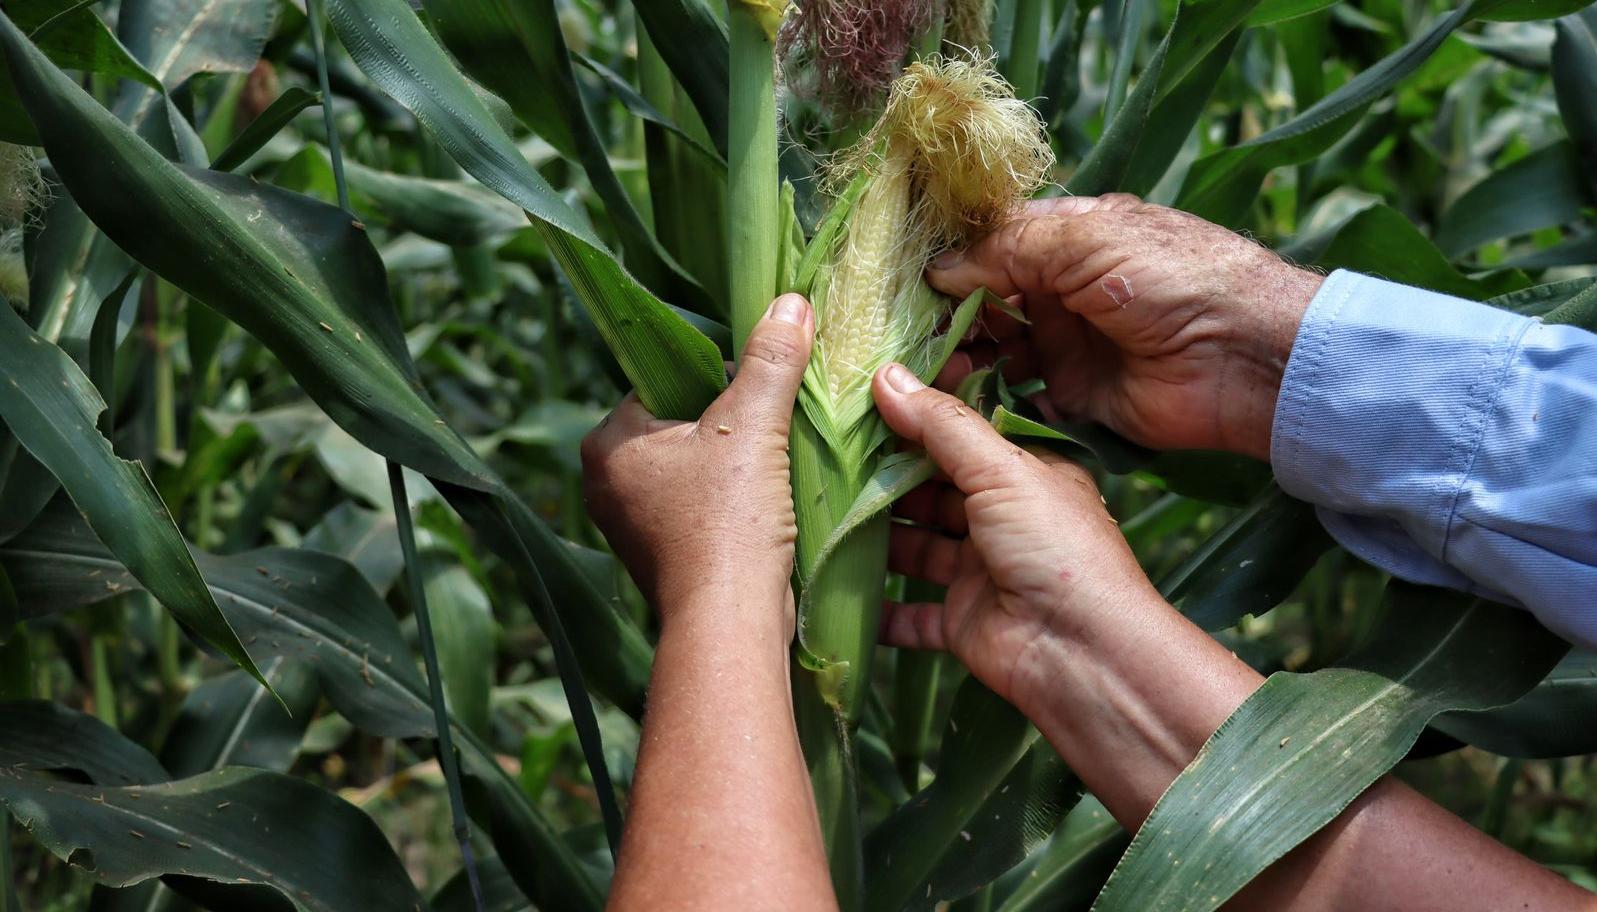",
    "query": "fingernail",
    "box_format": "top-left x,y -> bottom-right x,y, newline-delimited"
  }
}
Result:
884,363 -> 924,394
930,249 -> 964,270
768,293 -> 808,325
